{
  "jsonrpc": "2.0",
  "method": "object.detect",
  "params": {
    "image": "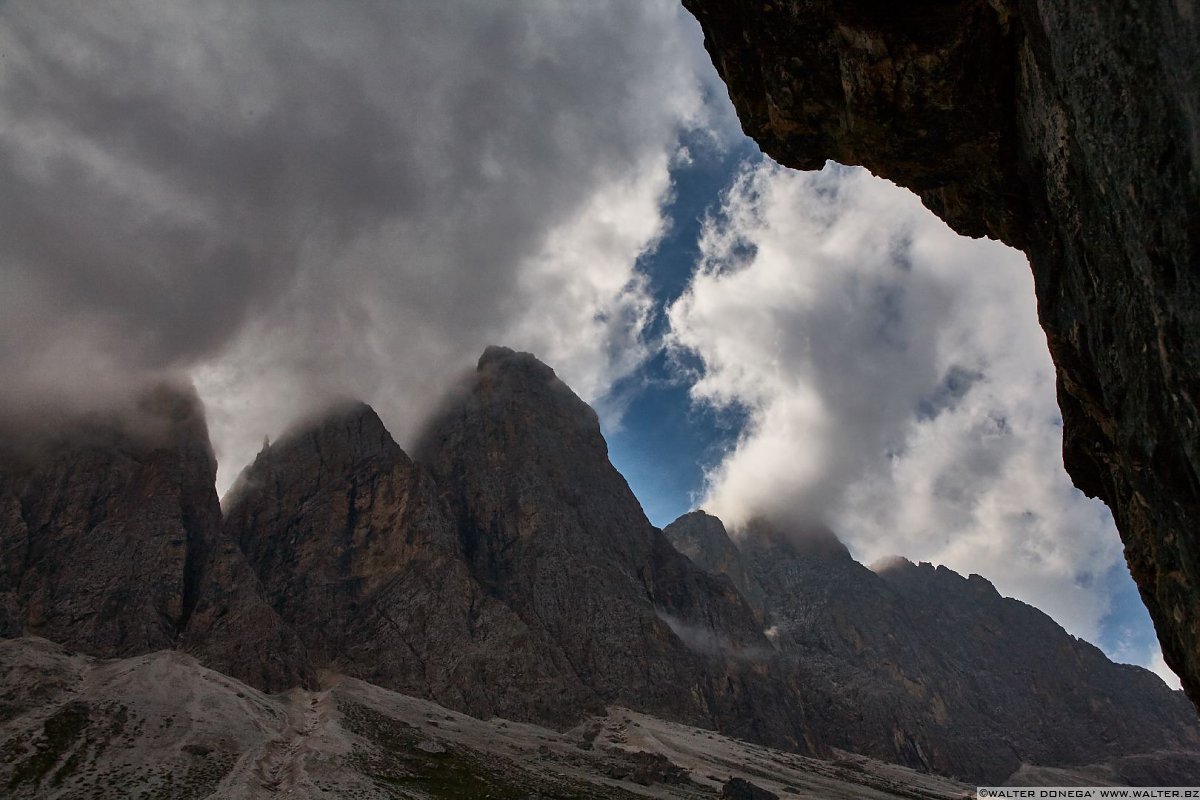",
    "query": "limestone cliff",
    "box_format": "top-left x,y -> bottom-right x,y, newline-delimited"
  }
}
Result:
682,0 -> 1200,706
3,356 -> 1199,784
